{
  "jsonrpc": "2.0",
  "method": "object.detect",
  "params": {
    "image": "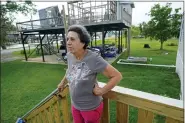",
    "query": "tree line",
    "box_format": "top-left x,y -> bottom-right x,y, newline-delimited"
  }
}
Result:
1,1 -> 36,49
